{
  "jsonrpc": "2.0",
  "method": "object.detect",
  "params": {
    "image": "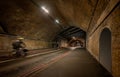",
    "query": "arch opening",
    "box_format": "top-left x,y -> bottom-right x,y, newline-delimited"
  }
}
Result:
52,26 -> 86,48
99,28 -> 112,72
